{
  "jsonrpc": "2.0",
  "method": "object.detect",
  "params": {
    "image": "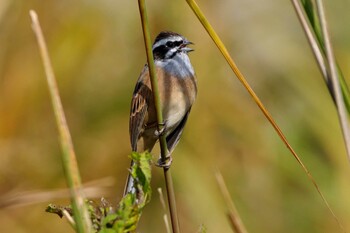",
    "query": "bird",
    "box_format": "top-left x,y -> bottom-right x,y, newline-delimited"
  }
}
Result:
124,31 -> 197,196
